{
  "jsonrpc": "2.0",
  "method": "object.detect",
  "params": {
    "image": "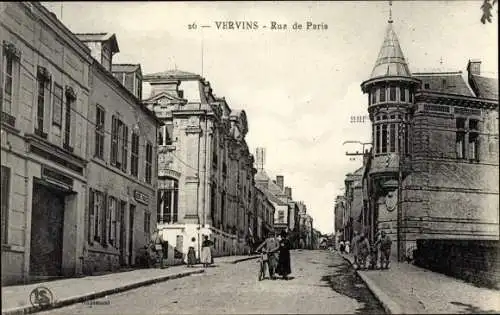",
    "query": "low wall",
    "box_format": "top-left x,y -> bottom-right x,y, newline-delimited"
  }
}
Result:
415,239 -> 500,289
